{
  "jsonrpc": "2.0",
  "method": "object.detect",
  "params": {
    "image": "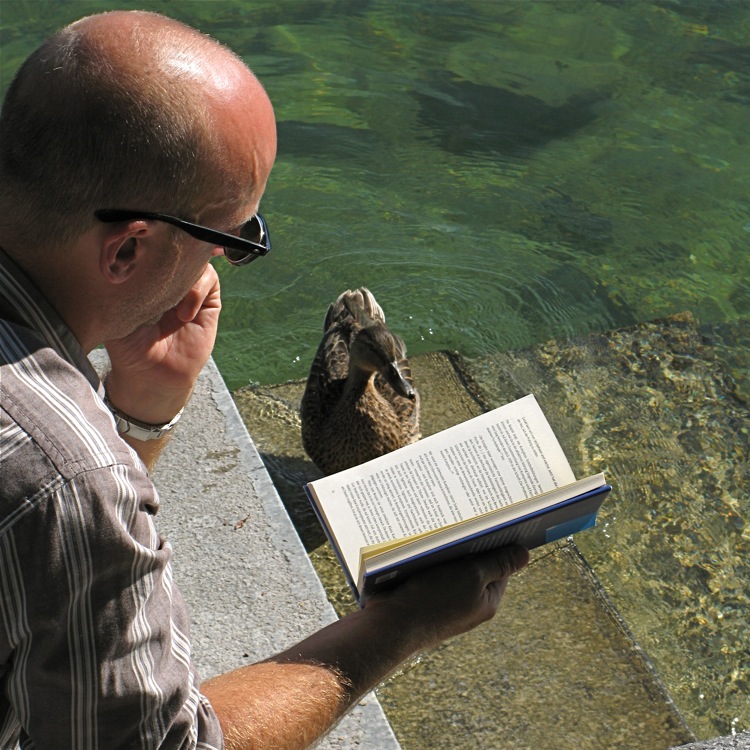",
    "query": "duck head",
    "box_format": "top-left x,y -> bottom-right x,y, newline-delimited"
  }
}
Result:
350,322 -> 416,400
